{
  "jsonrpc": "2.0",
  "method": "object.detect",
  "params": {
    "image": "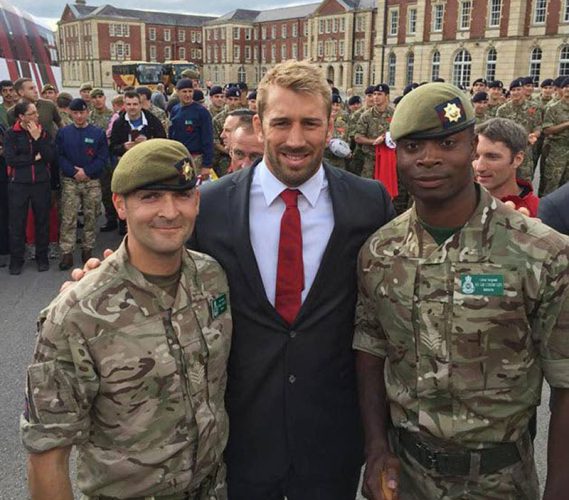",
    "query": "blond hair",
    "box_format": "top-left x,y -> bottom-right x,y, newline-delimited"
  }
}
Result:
111,94 -> 124,106
256,60 -> 331,120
